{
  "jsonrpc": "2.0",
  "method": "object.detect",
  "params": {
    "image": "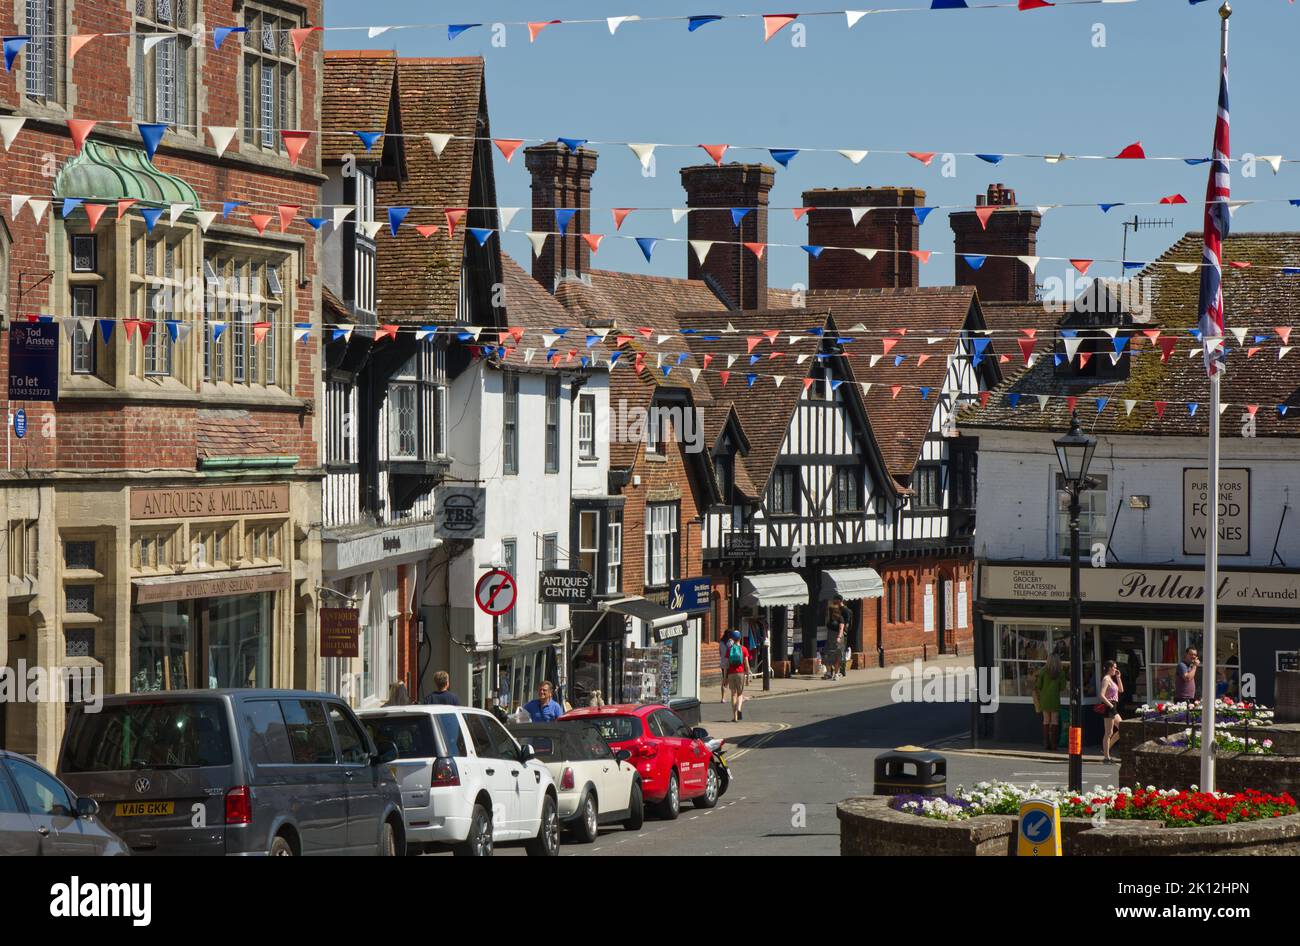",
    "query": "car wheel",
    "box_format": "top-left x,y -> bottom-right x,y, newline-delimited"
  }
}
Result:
525,795 -> 561,857
453,804 -> 493,857
269,834 -> 295,857
379,819 -> 398,856
623,781 -> 645,831
571,792 -> 599,844
693,764 -> 720,809
658,771 -> 680,820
